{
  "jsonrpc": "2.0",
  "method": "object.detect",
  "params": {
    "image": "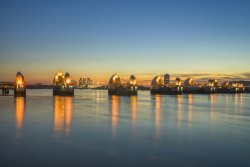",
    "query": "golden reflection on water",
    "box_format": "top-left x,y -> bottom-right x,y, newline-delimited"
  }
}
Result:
224,93 -> 244,114
65,97 -> 72,134
210,94 -> 216,119
188,94 -> 193,127
131,96 -> 137,121
155,95 -> 161,141
234,94 -> 244,125
176,95 -> 182,127
15,97 -> 25,130
225,94 -> 230,113
15,97 -> 25,140
131,96 -> 137,139
111,95 -> 119,139
54,96 -> 72,135
239,93 -> 243,105
234,93 -> 243,114
238,93 -> 243,114
210,94 -> 216,124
